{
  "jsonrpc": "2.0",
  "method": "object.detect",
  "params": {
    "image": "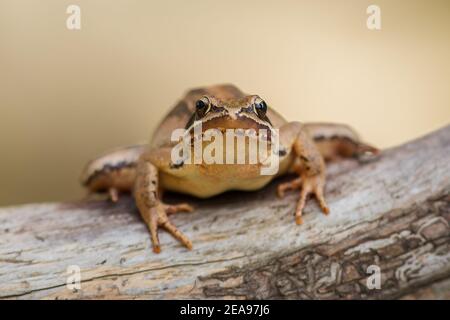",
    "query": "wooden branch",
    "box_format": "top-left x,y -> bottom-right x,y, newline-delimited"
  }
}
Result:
1,125 -> 449,300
